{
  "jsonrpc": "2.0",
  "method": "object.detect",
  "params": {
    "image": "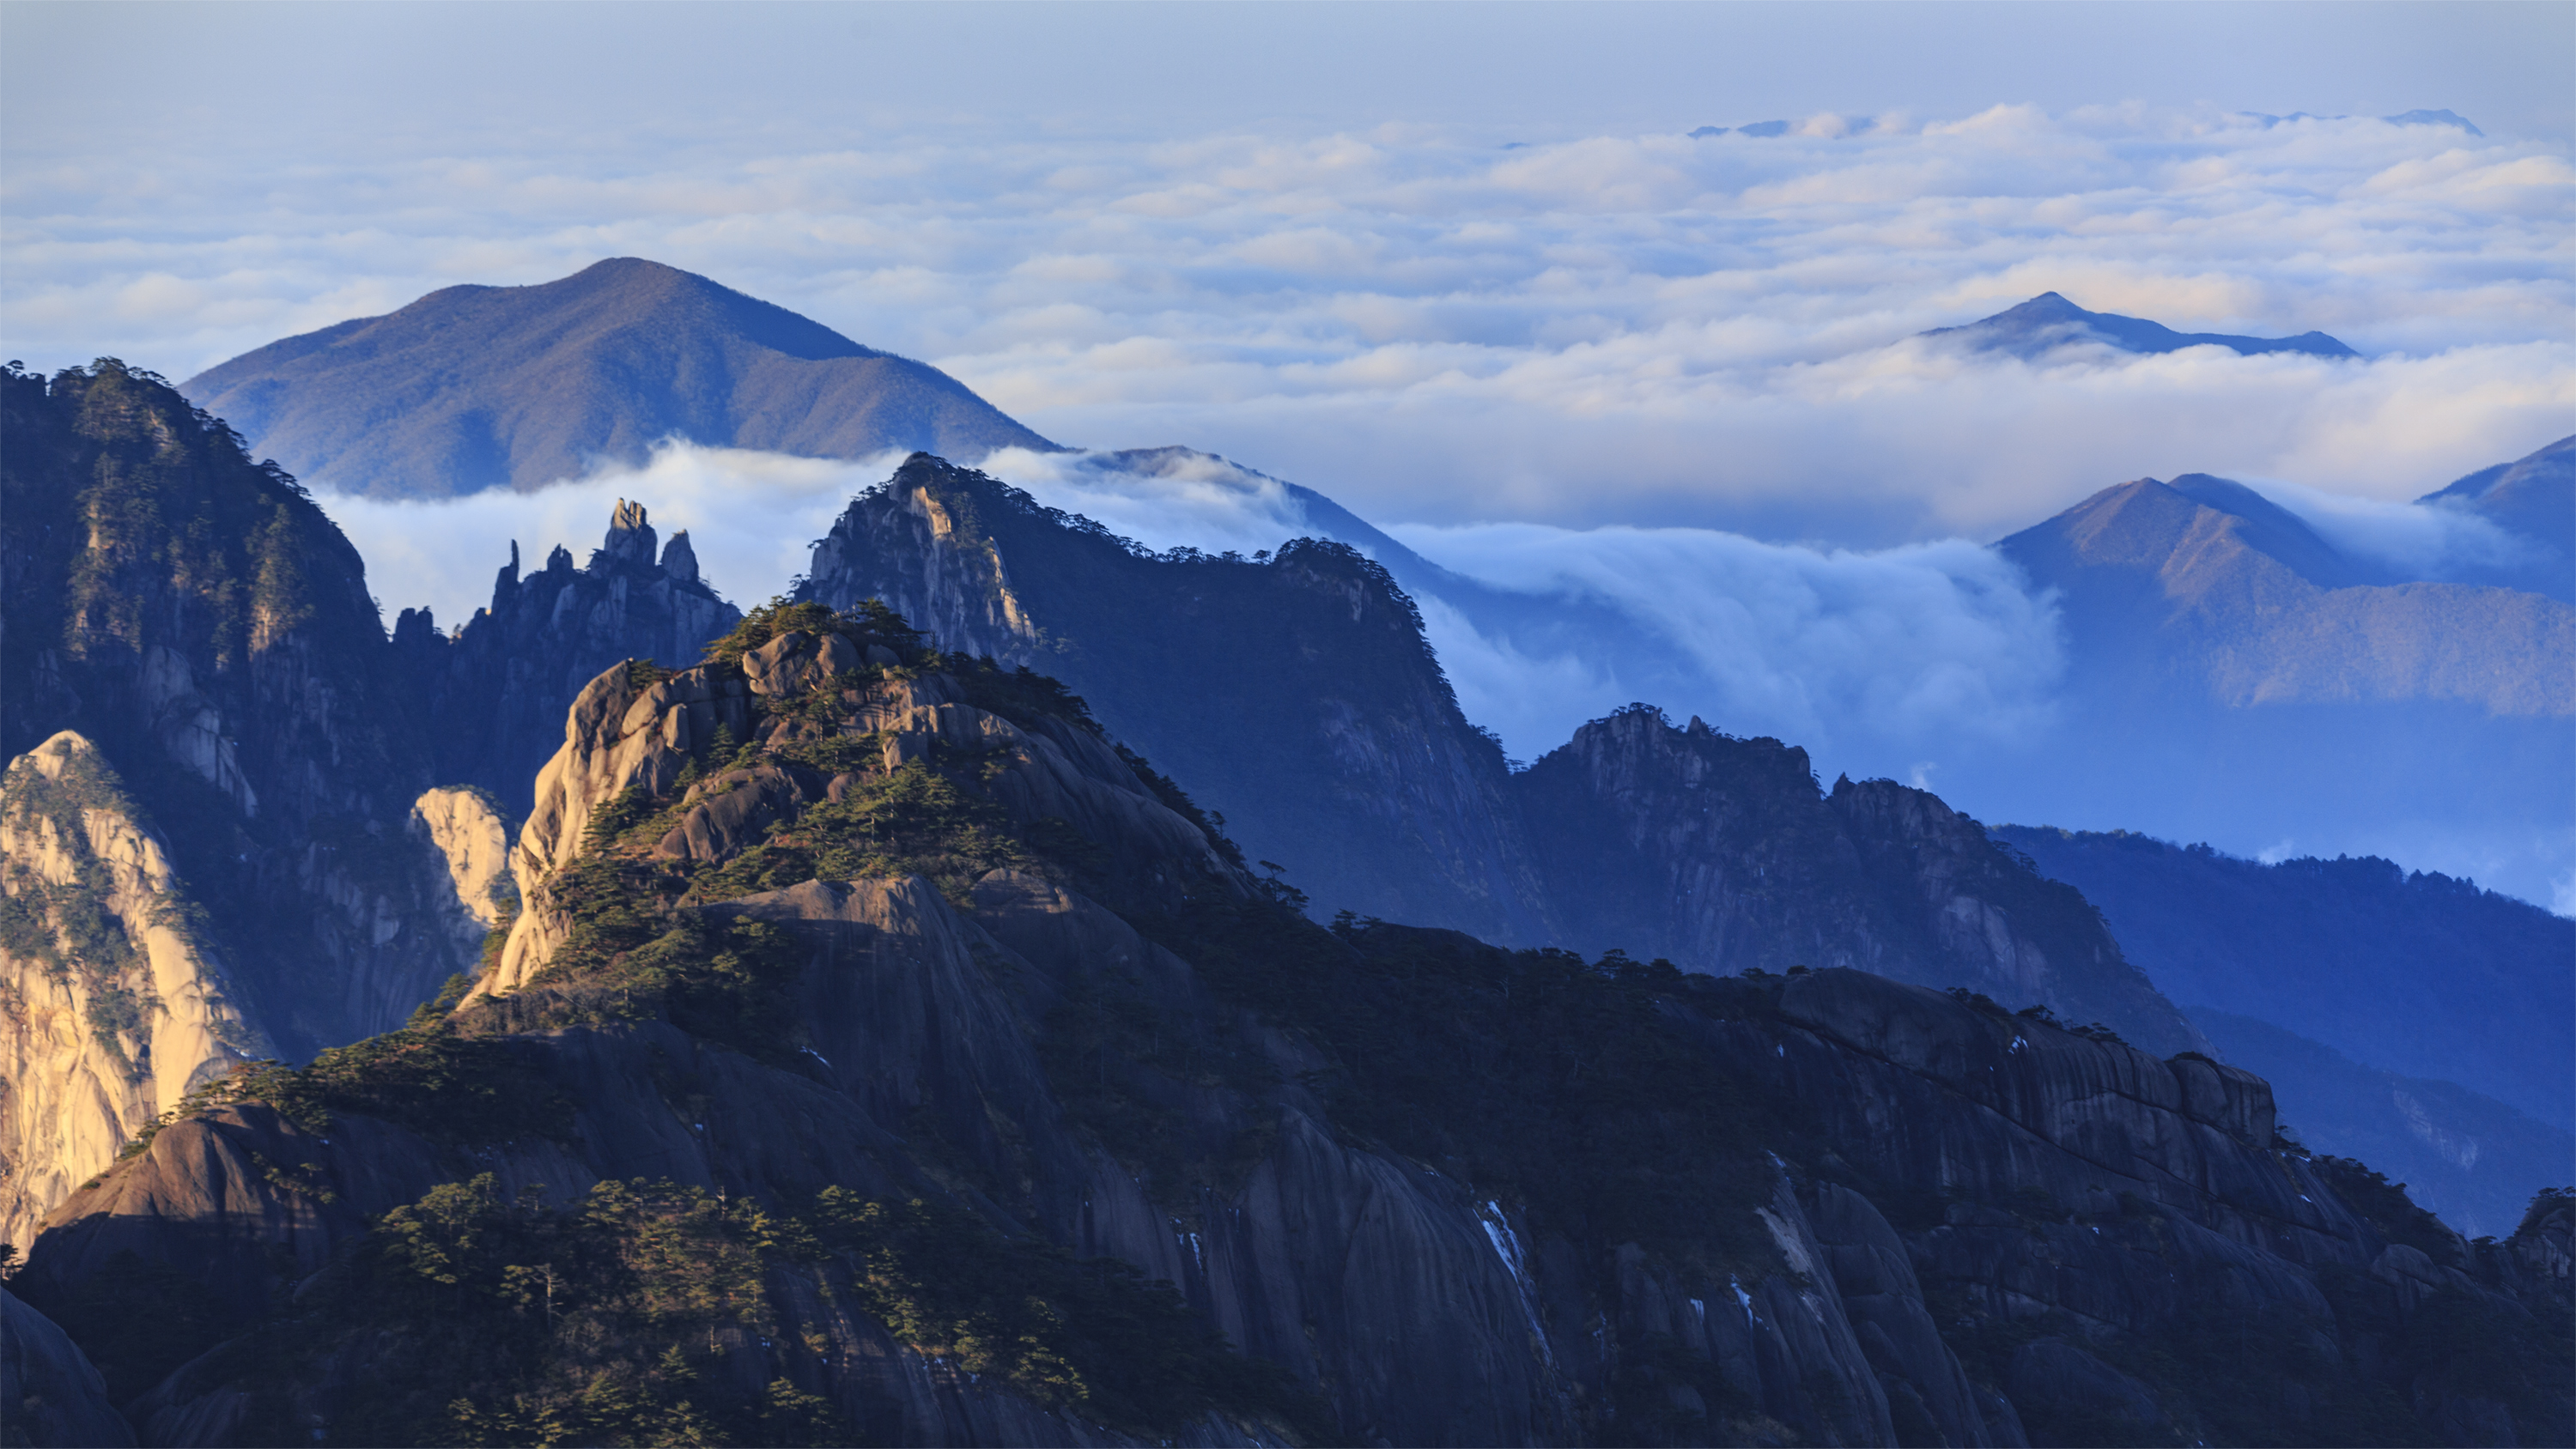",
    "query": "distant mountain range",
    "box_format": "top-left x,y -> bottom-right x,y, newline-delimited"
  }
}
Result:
181,258 -> 1055,497
1923,291 -> 2359,360
1997,824 -> 2574,1237
159,261 -> 2573,1176
5,343 -> 2570,1448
